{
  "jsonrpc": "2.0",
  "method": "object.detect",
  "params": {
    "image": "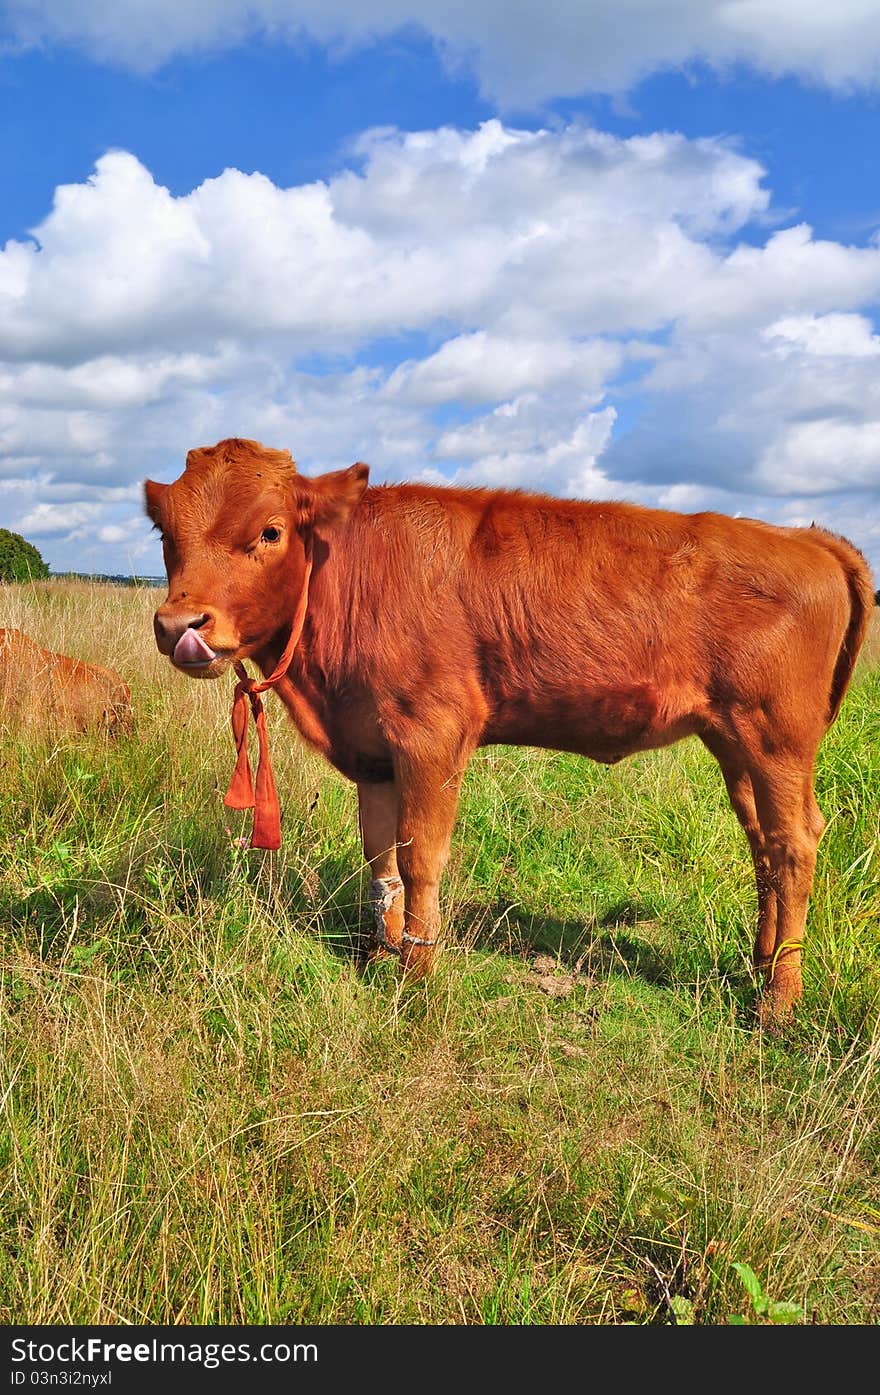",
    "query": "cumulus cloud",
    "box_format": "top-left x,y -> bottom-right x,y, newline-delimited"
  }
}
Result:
437,403 -> 619,498
5,1 -> 880,103
604,308 -> 880,511
756,420 -> 880,495
763,312 -> 880,359
1,120 -> 880,575
384,333 -> 625,406
17,499 -> 104,536
0,347 -> 246,410
0,126 -> 777,362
